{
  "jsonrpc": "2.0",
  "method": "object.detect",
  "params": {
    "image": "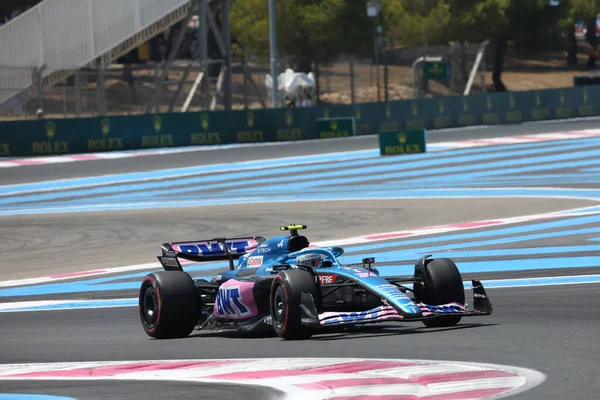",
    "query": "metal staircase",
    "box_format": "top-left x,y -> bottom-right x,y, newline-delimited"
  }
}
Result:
0,0 -> 194,107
